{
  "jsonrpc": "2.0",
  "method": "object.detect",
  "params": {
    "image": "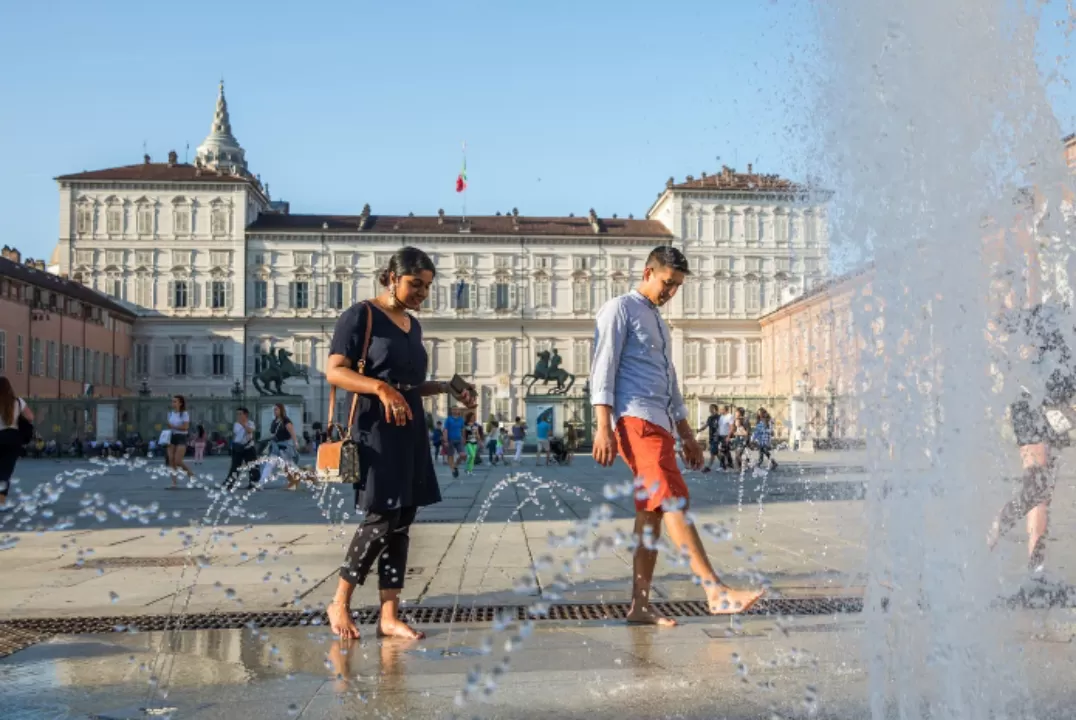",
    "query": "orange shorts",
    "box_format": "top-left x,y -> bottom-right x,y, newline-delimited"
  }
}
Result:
615,416 -> 690,513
